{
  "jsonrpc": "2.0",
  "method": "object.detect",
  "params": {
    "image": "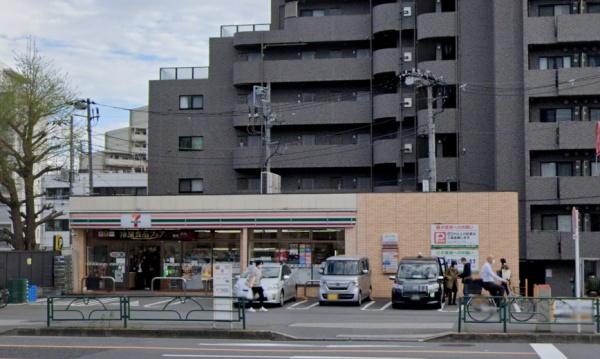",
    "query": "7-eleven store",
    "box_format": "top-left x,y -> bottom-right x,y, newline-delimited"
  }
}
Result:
69,192 -> 519,297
